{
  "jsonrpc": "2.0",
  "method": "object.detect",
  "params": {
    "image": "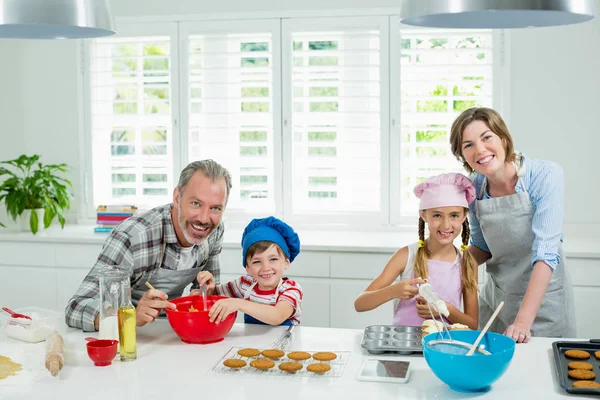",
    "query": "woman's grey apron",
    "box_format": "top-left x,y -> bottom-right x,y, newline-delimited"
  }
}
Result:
476,155 -> 575,337
130,239 -> 210,316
